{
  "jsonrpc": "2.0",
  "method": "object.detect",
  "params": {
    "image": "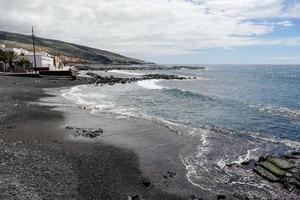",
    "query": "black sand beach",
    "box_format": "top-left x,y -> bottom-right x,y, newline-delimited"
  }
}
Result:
0,76 -> 209,200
